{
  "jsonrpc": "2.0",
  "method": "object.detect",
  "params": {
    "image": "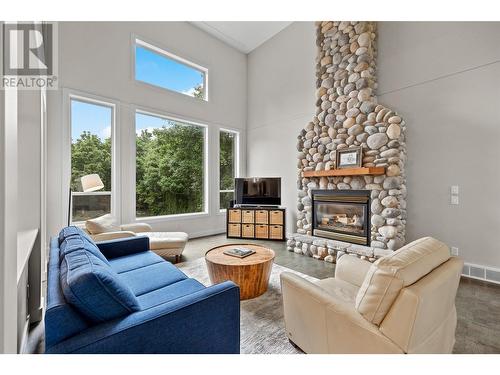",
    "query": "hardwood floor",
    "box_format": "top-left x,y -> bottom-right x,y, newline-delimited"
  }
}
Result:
182,234 -> 500,354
